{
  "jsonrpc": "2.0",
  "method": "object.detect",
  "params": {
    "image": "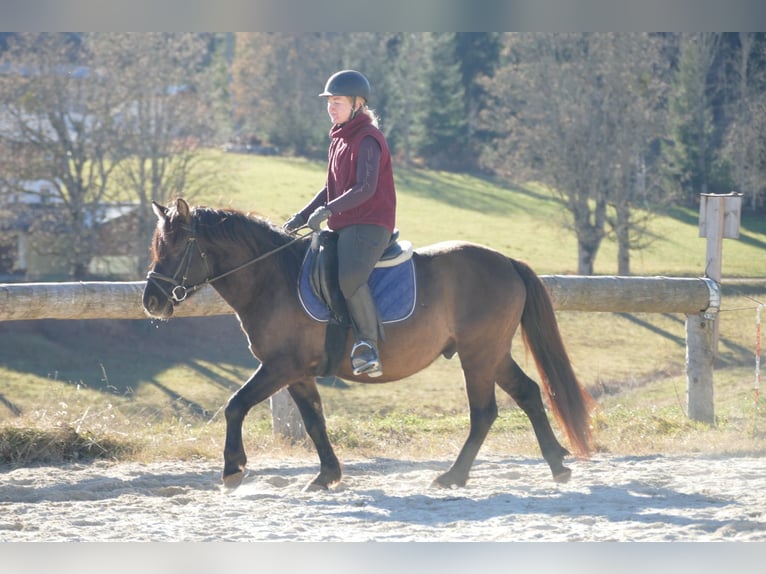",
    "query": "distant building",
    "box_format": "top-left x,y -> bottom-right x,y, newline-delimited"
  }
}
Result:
0,197 -> 141,281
